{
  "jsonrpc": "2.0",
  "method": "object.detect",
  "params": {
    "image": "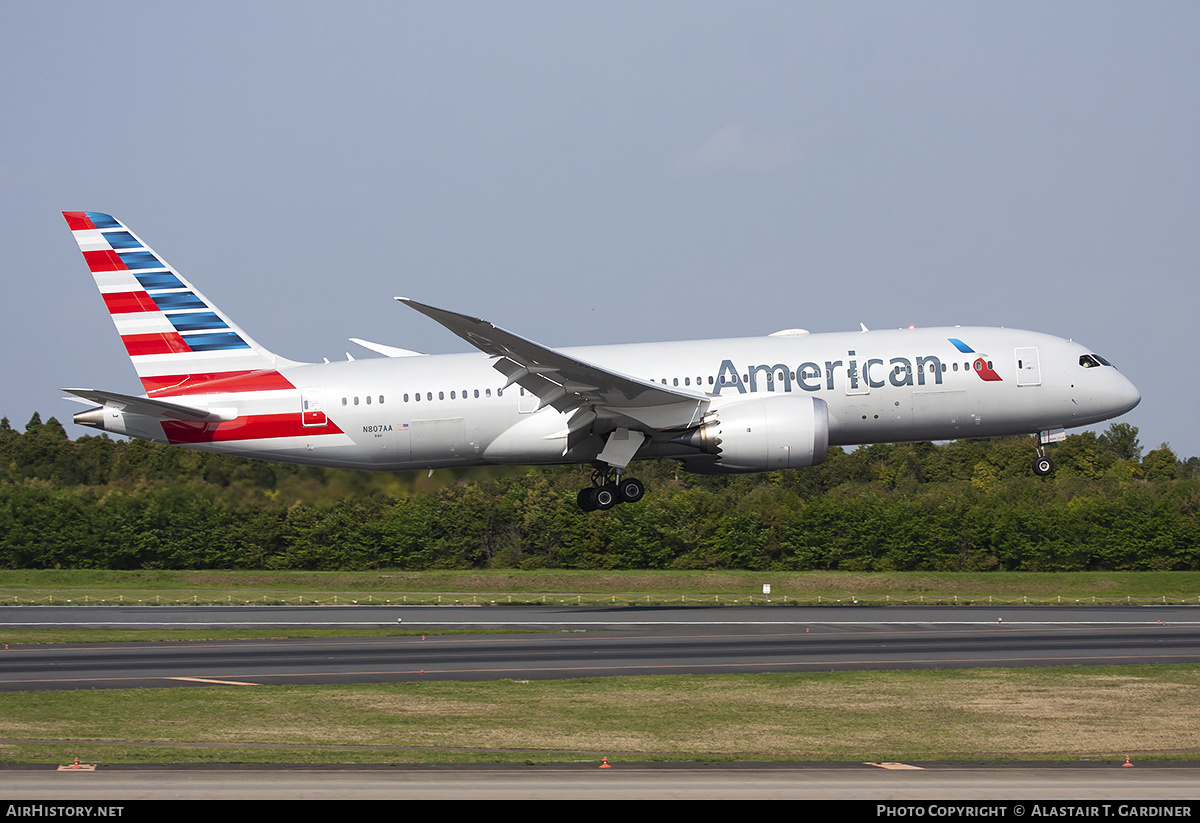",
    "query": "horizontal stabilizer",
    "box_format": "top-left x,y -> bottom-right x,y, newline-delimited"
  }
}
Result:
61,388 -> 234,422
